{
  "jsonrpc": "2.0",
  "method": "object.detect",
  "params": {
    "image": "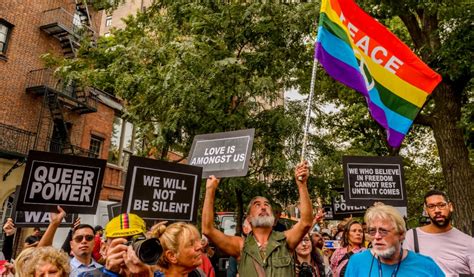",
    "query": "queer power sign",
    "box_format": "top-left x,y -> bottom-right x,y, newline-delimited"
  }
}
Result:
15,151 -> 105,214
343,156 -> 406,206
188,129 -> 254,178
122,156 -> 202,222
